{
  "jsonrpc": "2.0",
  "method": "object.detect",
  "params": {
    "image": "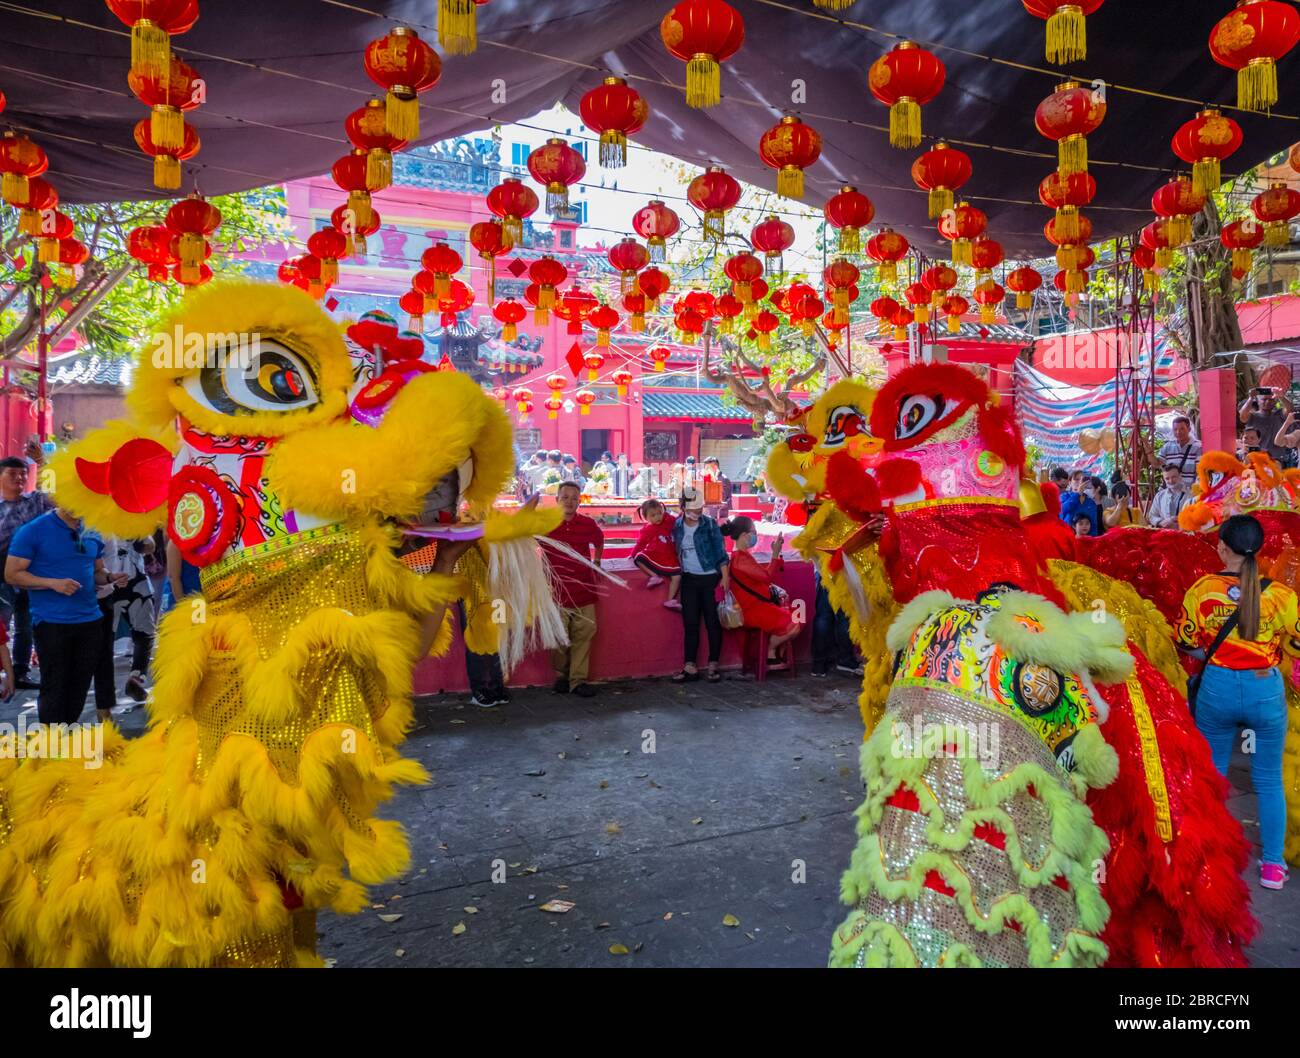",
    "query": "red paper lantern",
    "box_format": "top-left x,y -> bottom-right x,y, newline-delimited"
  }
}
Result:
1038,170 -> 1096,244
1053,268 -> 1088,301
0,132 -> 48,207
363,27 -> 441,140
528,255 -> 569,322
622,292 -> 648,332
824,185 -> 875,254
759,115 -> 822,200
921,263 -> 958,305
870,295 -> 901,336
332,202 -> 381,257
937,201 -> 987,266
528,138 -> 587,215
687,165 -> 741,242
105,0 -> 198,80
866,227 -> 910,286
750,309 -> 780,351
590,304 -> 620,348
683,290 -> 718,319
127,57 -> 203,155
1022,0 -> 1103,64
1221,218 -> 1265,274
127,224 -> 176,274
557,285 -> 599,336
165,193 -> 220,283
1055,242 -> 1094,273
793,294 -> 826,337
469,218 -> 508,301
973,280 -> 1006,324
437,279 -> 474,326
1209,0 -> 1300,112
1251,181 -> 1300,246
1131,243 -> 1159,290
611,367 -> 634,396
307,227 -> 348,286
659,0 -> 745,108
132,116 -> 199,191
1006,265 -> 1043,309
1140,218 -> 1175,270
438,0 -> 491,57
824,258 -> 860,322
487,176 -> 539,246
574,389 -> 597,416
493,298 -> 526,342
889,305 -> 915,341
648,344 -> 673,372
636,266 -> 671,311
868,41 -> 945,149
422,242 -> 463,300
714,292 -> 744,333
1151,176 -> 1206,248
172,261 -> 212,288
1044,211 -> 1093,248
345,98 -> 409,192
292,254 -> 327,299
724,252 -> 764,303
940,294 -> 970,333
968,237 -> 1004,282
608,238 -> 650,293
332,149 -> 375,230
632,200 -> 681,262
911,141 -> 972,220
400,289 -> 427,333
751,215 -> 795,275
1171,108 -> 1243,198
580,77 -> 648,169
1035,80 -> 1106,176
904,280 -> 933,325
